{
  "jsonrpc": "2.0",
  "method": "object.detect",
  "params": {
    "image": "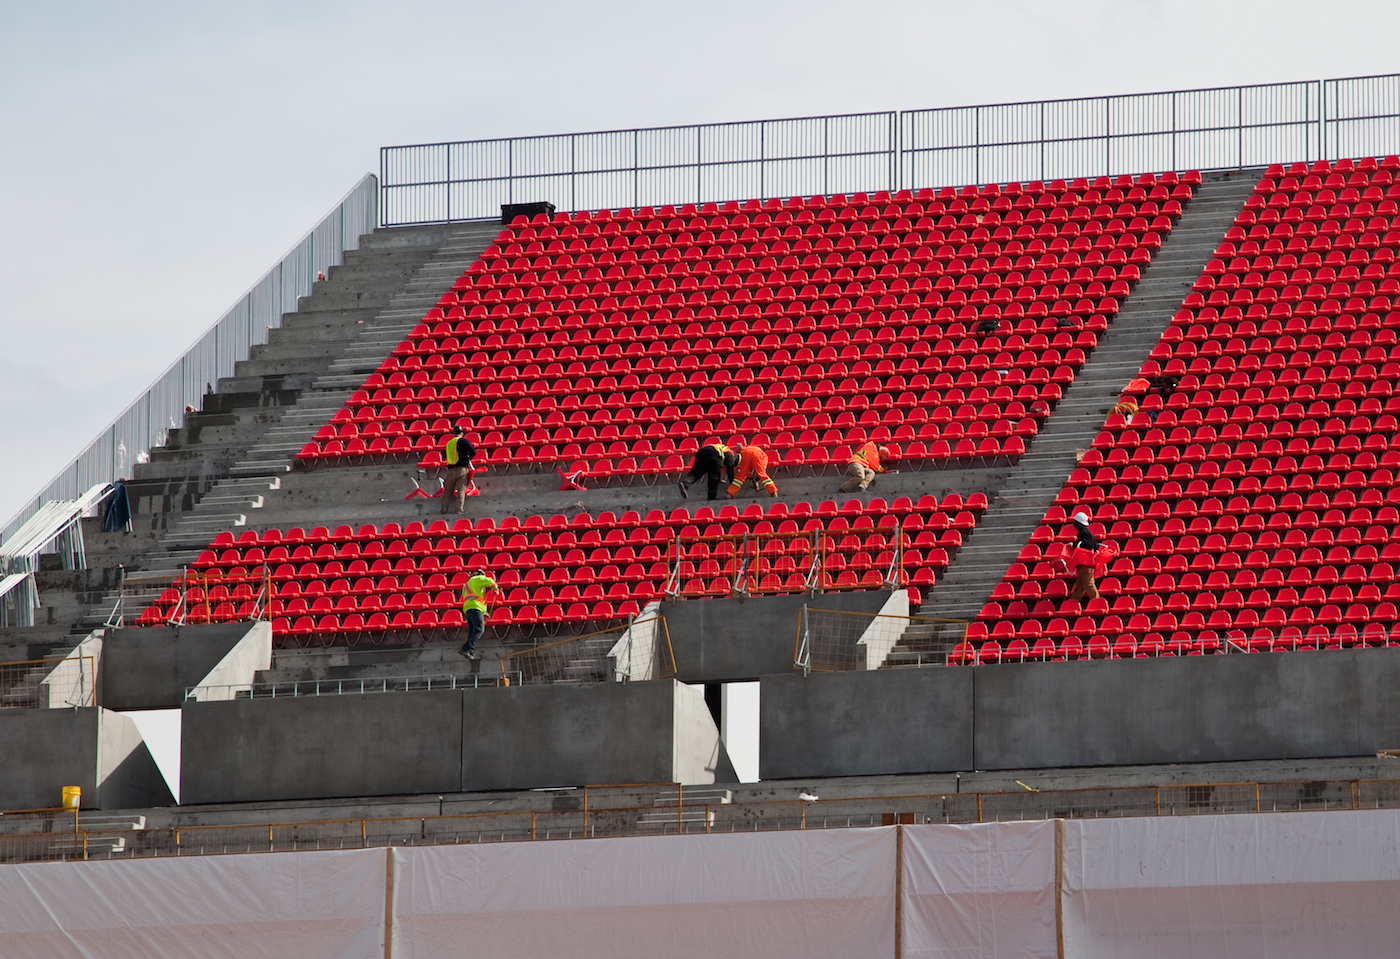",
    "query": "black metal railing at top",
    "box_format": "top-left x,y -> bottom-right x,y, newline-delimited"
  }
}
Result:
379,73 -> 1400,226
